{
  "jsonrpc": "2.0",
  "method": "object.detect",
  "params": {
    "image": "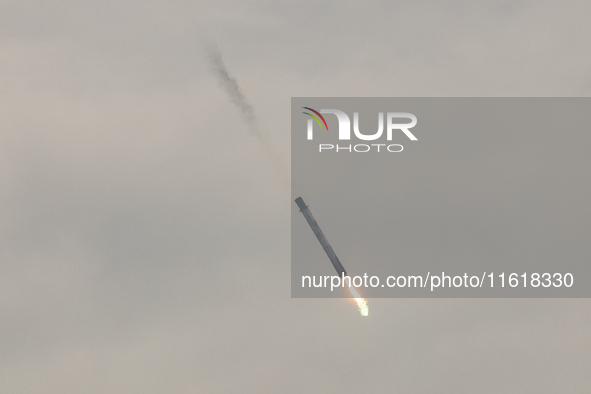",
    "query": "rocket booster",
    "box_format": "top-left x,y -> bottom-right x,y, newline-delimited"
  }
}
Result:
294,197 -> 348,277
